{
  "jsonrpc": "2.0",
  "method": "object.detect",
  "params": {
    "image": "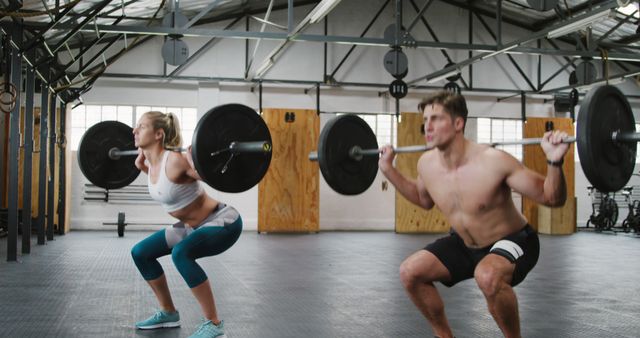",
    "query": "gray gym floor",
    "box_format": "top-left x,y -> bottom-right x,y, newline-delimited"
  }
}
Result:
0,230 -> 639,338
